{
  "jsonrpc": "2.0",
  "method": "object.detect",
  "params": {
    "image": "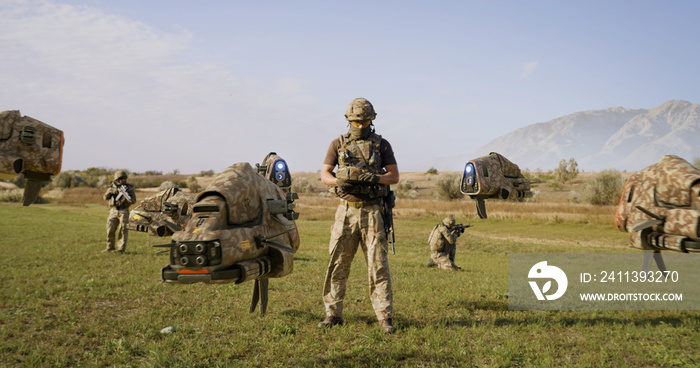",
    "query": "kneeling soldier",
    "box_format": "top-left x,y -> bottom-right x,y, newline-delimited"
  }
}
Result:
427,216 -> 463,271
